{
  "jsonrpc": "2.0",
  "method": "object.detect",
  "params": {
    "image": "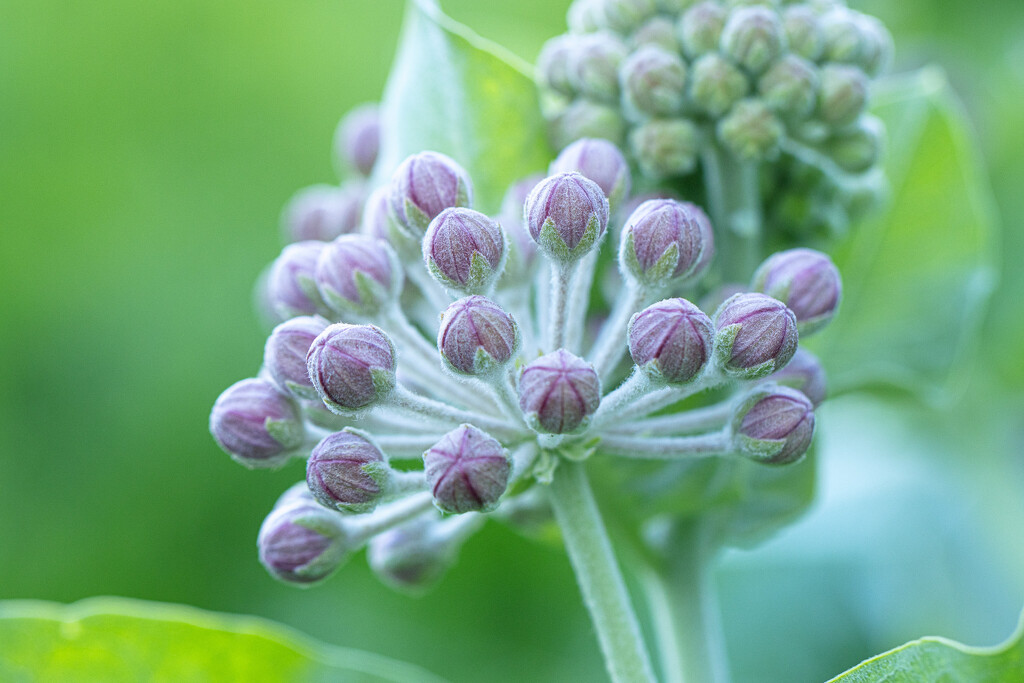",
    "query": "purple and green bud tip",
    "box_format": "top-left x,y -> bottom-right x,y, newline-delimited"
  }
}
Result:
731,384 -> 815,465
752,248 -> 841,336
210,378 -> 304,469
618,45 -> 687,120
264,316 -> 330,400
678,2 -> 727,58
423,208 -> 506,295
423,424 -> 511,514
720,6 -> 784,75
360,185 -> 395,243
281,183 -> 364,244
569,32 -> 628,103
307,429 -> 392,514
267,241 -> 328,320
525,172 -> 610,263
518,349 -> 601,434
258,501 -> 349,586
629,298 -> 714,385
549,138 -> 632,209
388,151 -> 473,236
335,104 -> 380,178
620,198 -> 713,287
713,292 -> 799,379
437,296 -> 520,376
306,323 -> 397,414
315,234 -> 401,317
